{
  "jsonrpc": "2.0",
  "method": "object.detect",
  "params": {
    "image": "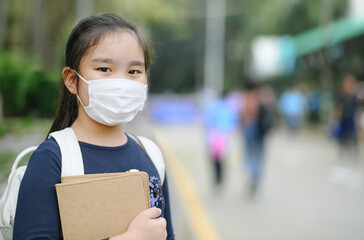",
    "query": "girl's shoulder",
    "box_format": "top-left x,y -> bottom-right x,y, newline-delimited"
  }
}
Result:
38,137 -> 61,157
28,138 -> 62,168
